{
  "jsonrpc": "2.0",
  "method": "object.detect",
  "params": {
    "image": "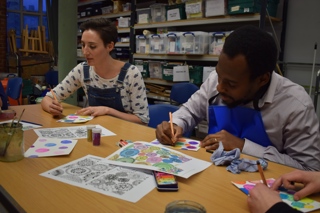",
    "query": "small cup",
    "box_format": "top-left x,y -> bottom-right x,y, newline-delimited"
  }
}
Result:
165,200 -> 206,213
92,128 -> 101,146
86,125 -> 96,142
0,123 -> 24,162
